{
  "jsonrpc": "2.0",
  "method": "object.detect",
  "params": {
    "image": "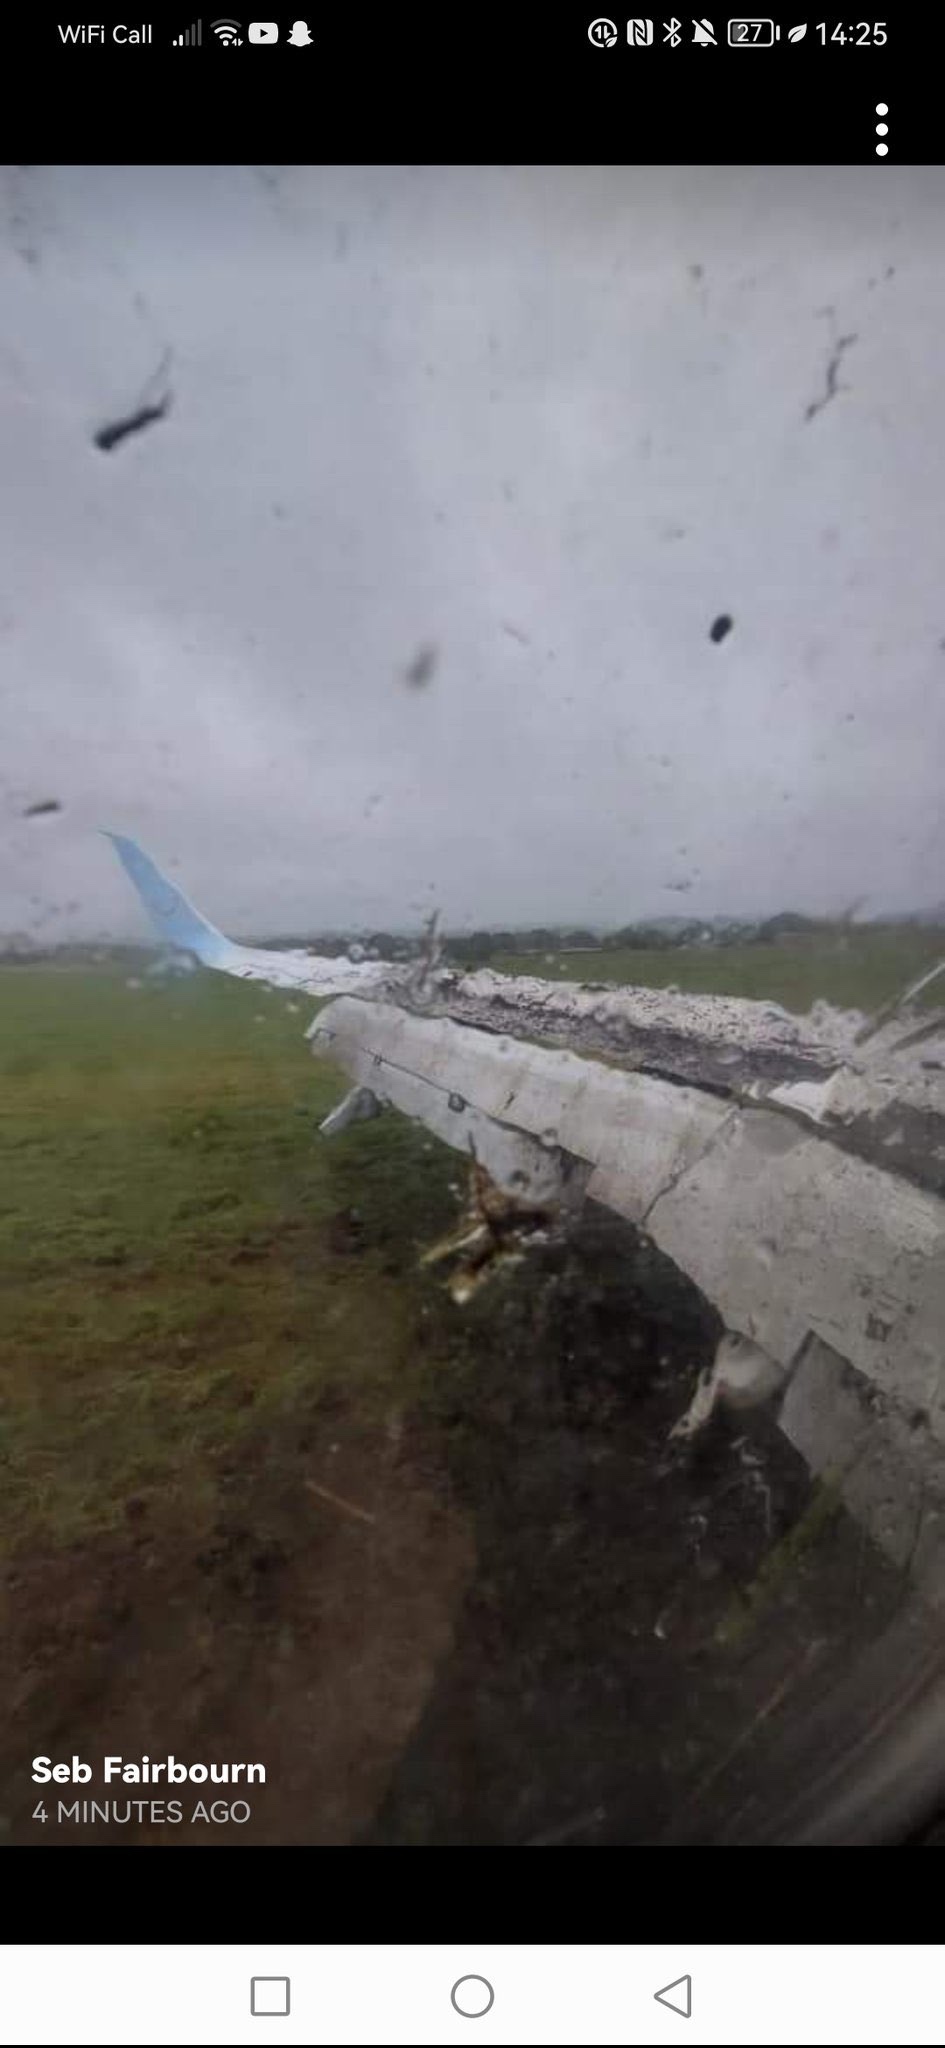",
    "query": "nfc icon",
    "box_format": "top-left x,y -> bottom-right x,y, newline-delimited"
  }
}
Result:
627,17 -> 654,39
